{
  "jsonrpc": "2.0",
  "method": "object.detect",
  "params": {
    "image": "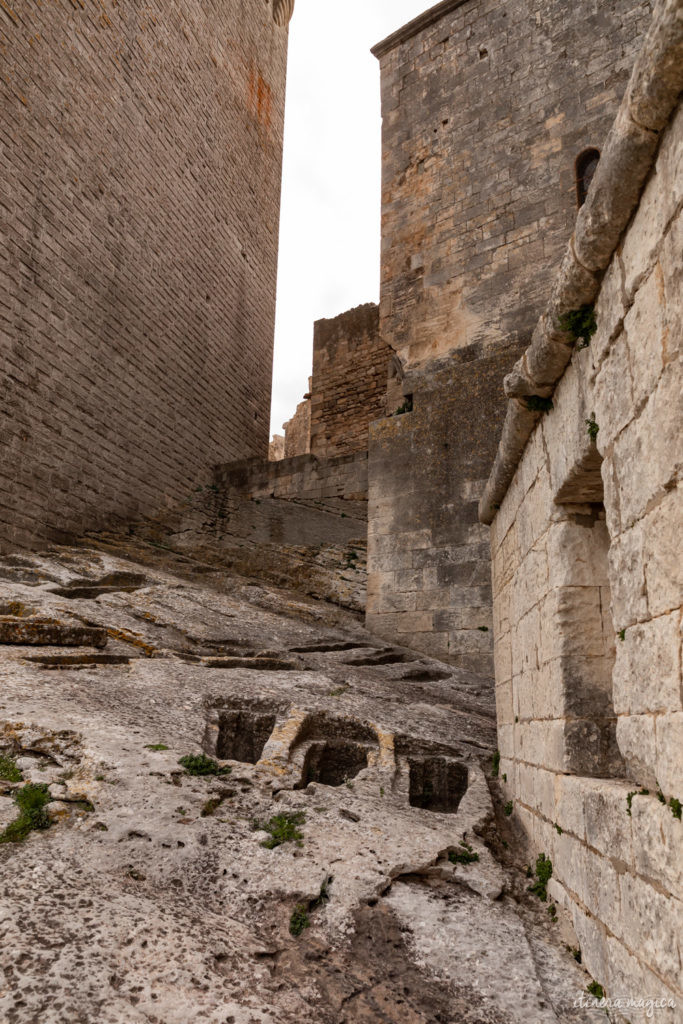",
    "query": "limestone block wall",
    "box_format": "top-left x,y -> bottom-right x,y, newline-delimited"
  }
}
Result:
310,304 -> 393,458
367,343 -> 522,673
490,99 -> 682,1011
213,451 -> 368,503
0,0 -> 291,551
373,0 -> 652,367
